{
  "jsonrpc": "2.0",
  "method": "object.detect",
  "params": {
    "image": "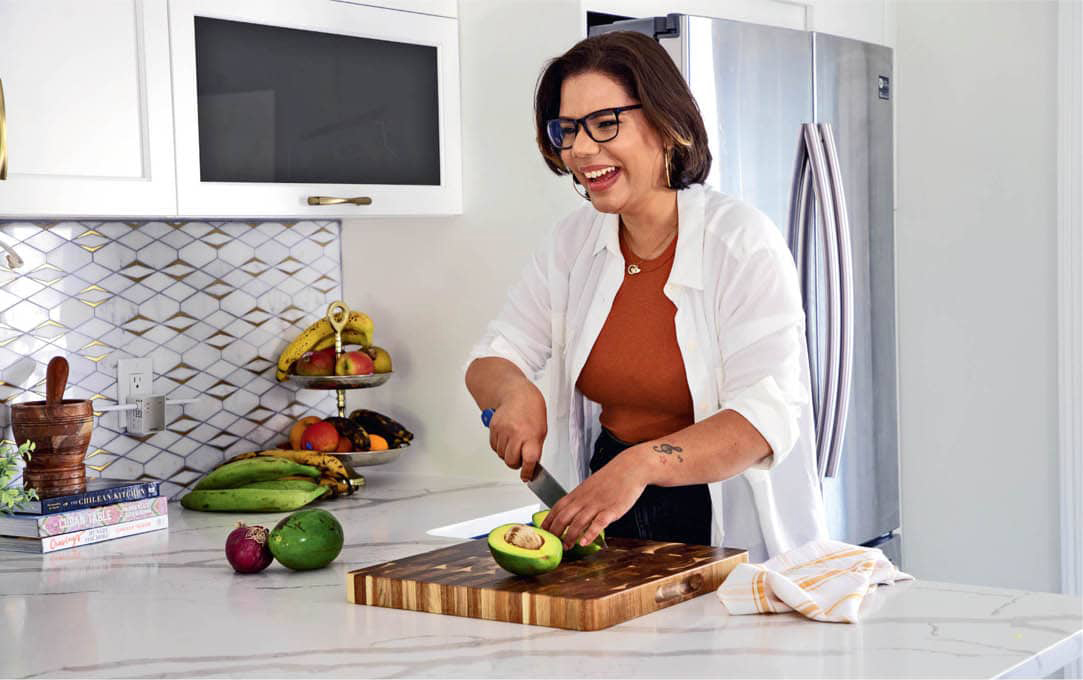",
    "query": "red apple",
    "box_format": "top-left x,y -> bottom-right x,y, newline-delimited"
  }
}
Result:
295,348 -> 335,376
300,421 -> 339,452
335,351 -> 374,376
